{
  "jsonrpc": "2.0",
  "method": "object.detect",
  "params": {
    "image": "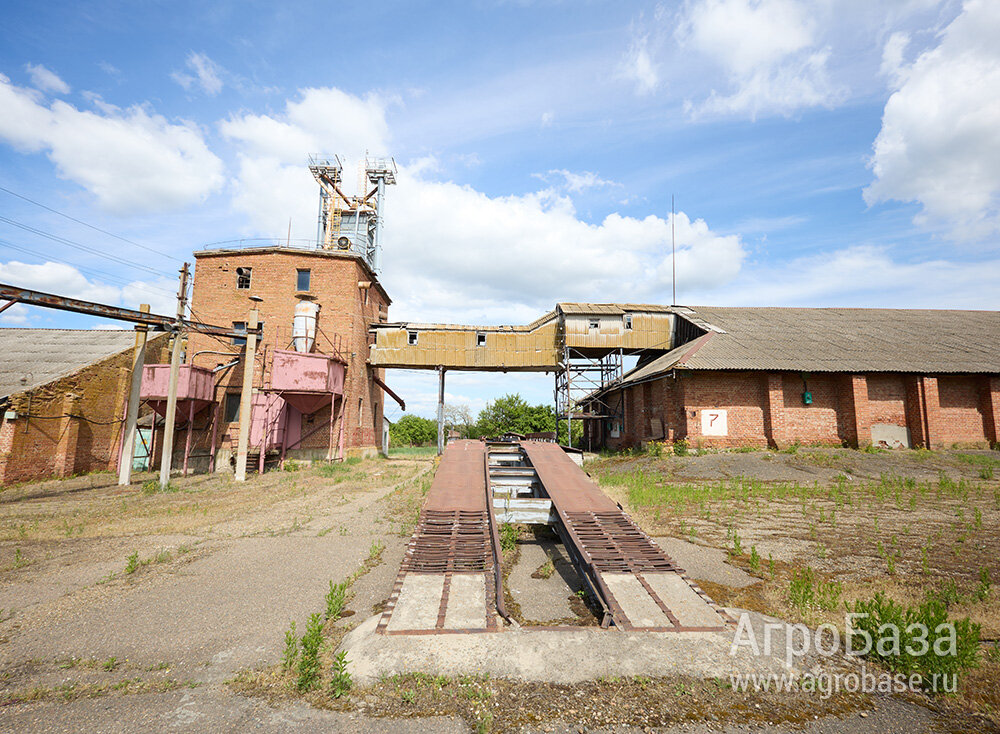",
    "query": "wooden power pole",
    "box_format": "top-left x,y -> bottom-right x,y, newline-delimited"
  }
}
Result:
117,304 -> 150,486
234,307 -> 259,481
158,264 -> 189,489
